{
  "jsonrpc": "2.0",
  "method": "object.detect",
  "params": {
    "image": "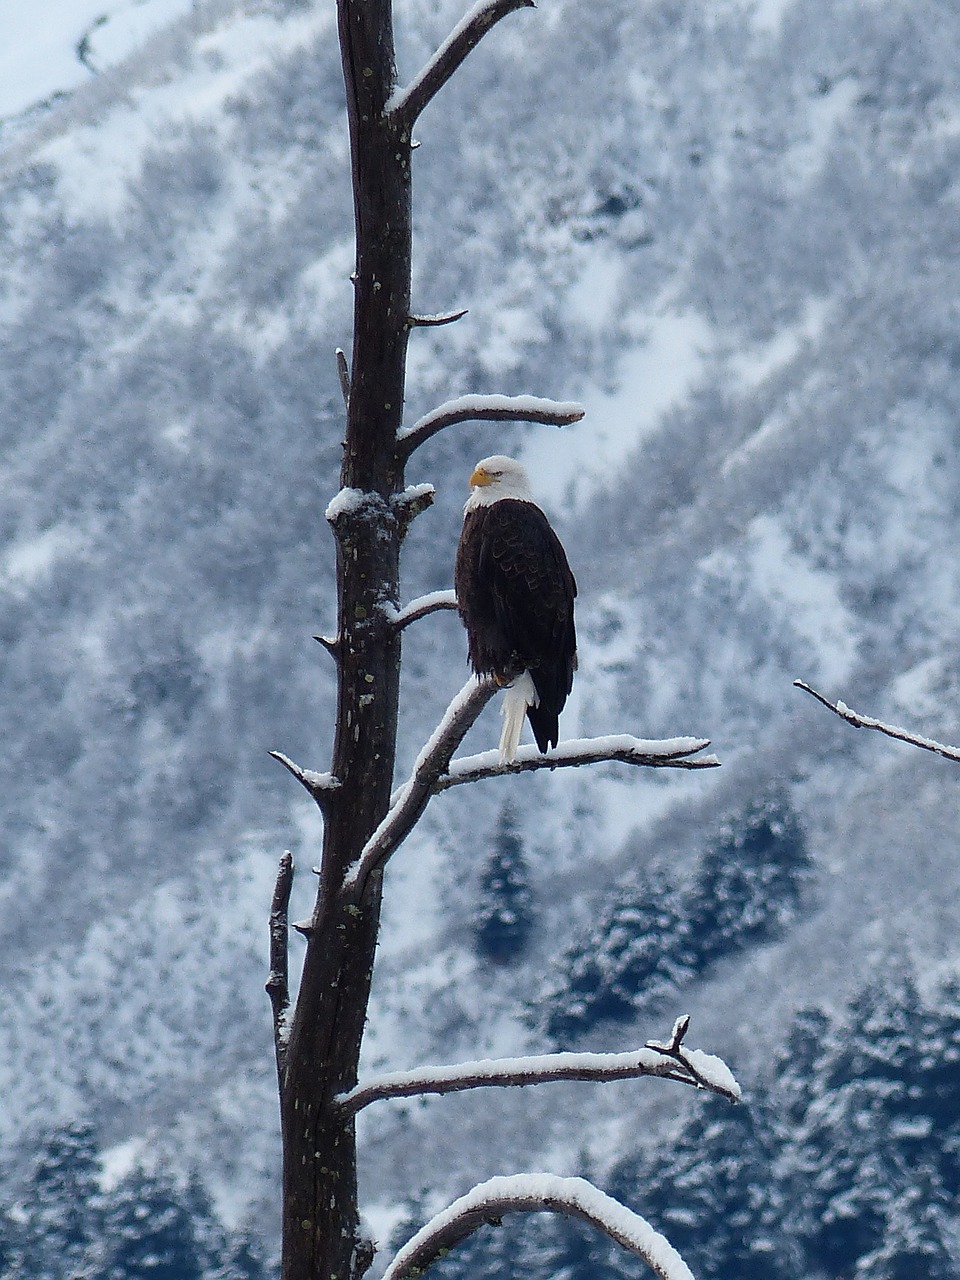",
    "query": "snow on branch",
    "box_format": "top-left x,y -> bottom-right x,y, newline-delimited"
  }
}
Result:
342,676 -> 499,896
644,1014 -> 740,1098
386,0 -> 536,126
268,751 -> 342,811
408,308 -> 469,327
380,1174 -> 696,1280
266,851 -> 294,1087
396,393 -> 585,460
344,682 -> 719,898
338,1017 -> 740,1112
435,735 -> 719,789
380,589 -> 459,631
794,679 -> 960,765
